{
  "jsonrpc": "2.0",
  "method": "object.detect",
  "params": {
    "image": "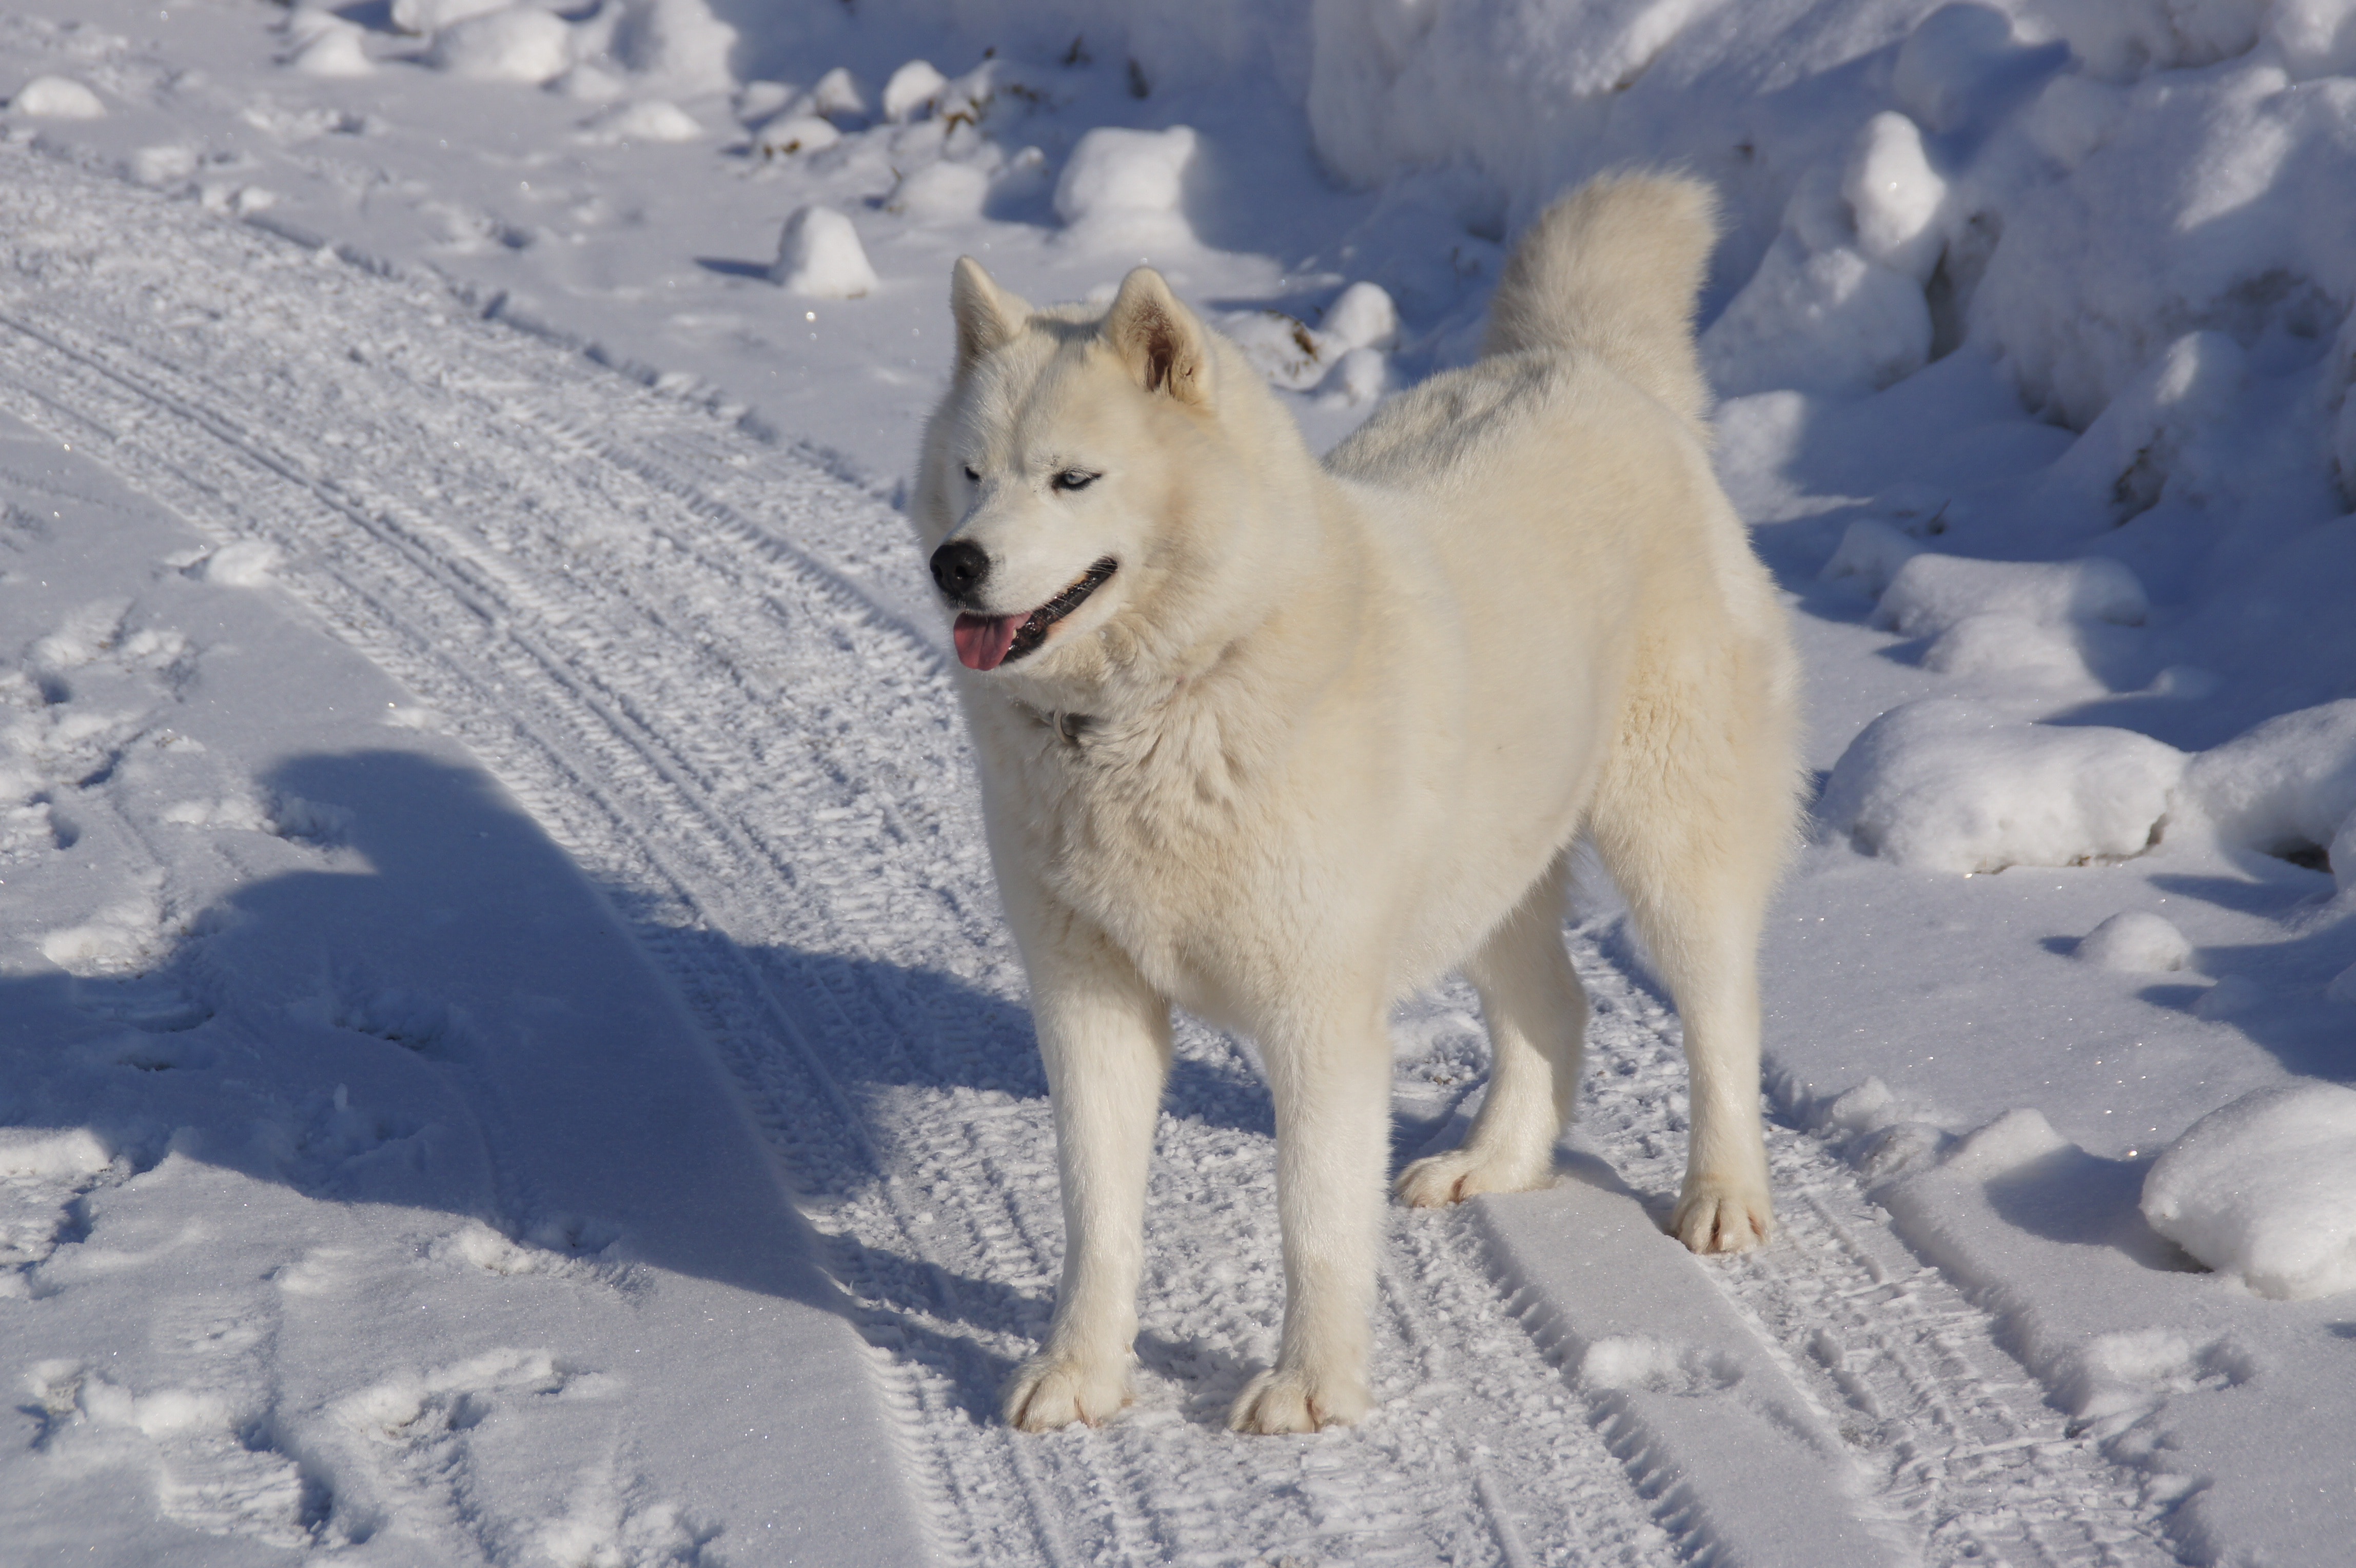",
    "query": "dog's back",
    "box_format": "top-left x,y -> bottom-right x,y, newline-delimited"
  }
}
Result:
1479,173 -> 1718,435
